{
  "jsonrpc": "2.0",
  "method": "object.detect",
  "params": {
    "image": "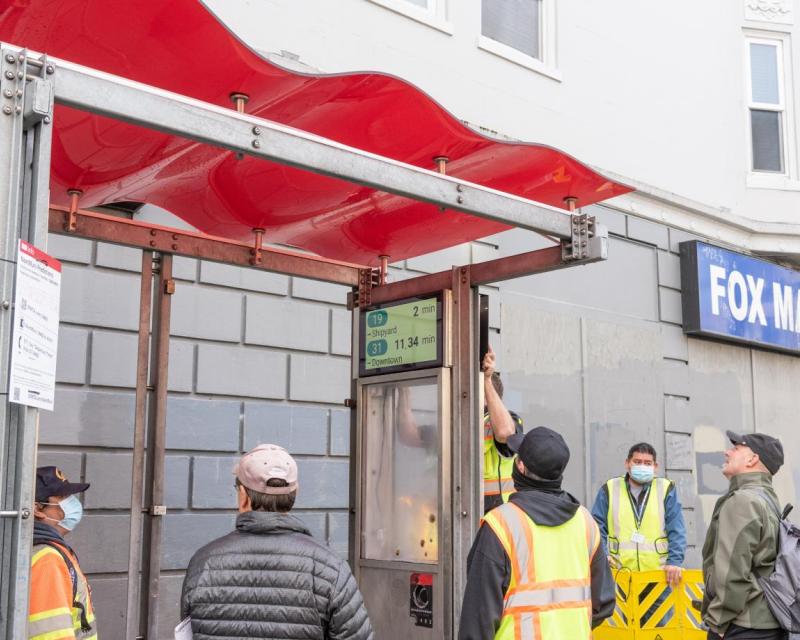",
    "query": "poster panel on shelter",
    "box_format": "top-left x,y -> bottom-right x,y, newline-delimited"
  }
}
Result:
8,240 -> 61,411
